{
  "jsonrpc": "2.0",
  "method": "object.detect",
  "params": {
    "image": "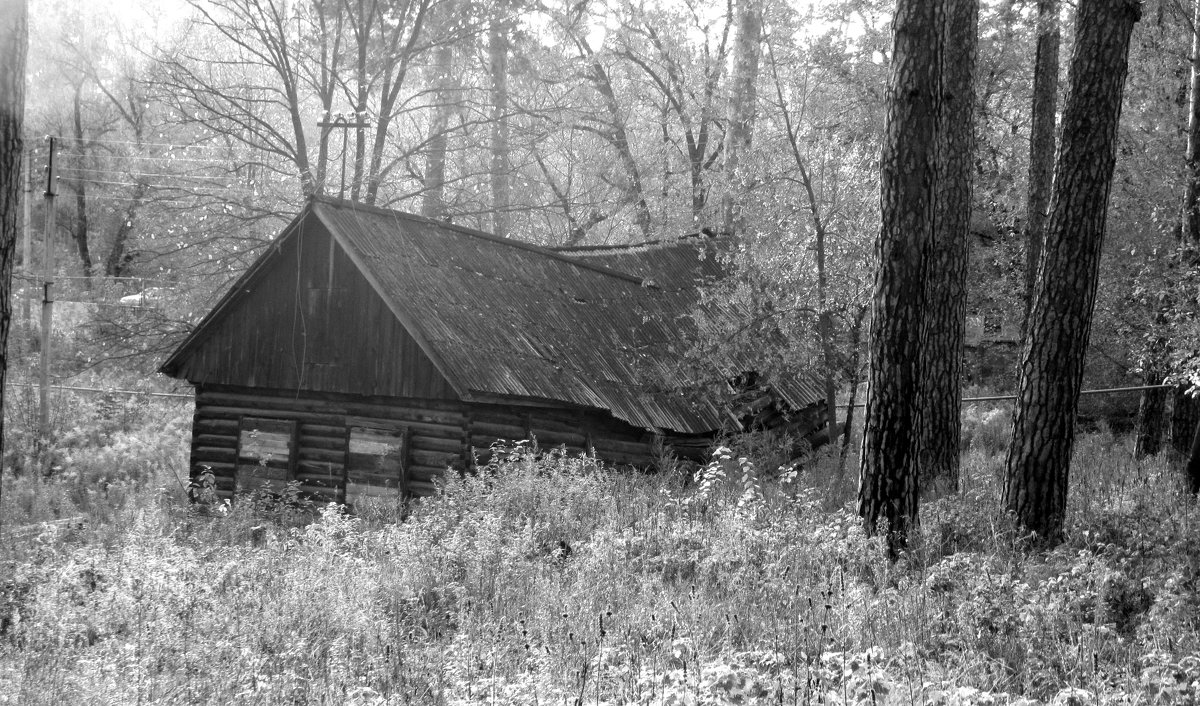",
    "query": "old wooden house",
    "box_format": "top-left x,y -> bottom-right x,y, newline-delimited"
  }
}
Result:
160,197 -> 826,503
